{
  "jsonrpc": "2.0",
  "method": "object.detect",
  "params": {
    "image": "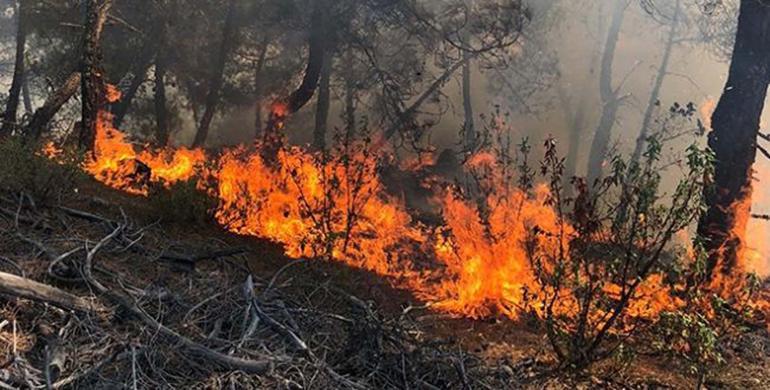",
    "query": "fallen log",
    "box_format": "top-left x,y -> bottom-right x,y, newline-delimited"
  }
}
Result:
0,271 -> 104,315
